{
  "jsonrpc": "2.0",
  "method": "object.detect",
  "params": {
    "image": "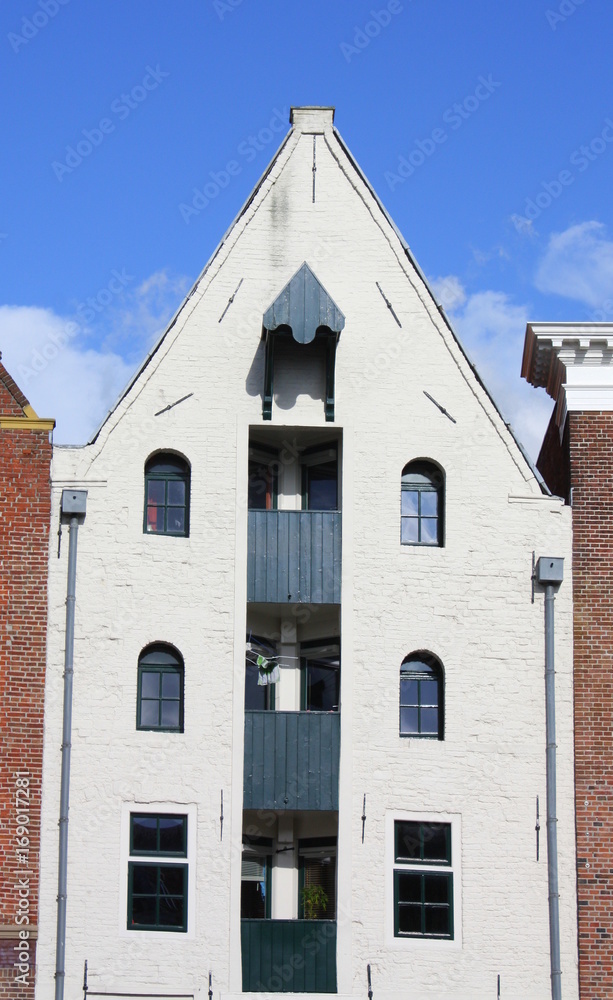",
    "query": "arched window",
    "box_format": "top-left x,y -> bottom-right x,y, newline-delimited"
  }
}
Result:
137,644 -> 184,732
144,453 -> 190,536
401,461 -> 444,546
400,652 -> 444,739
